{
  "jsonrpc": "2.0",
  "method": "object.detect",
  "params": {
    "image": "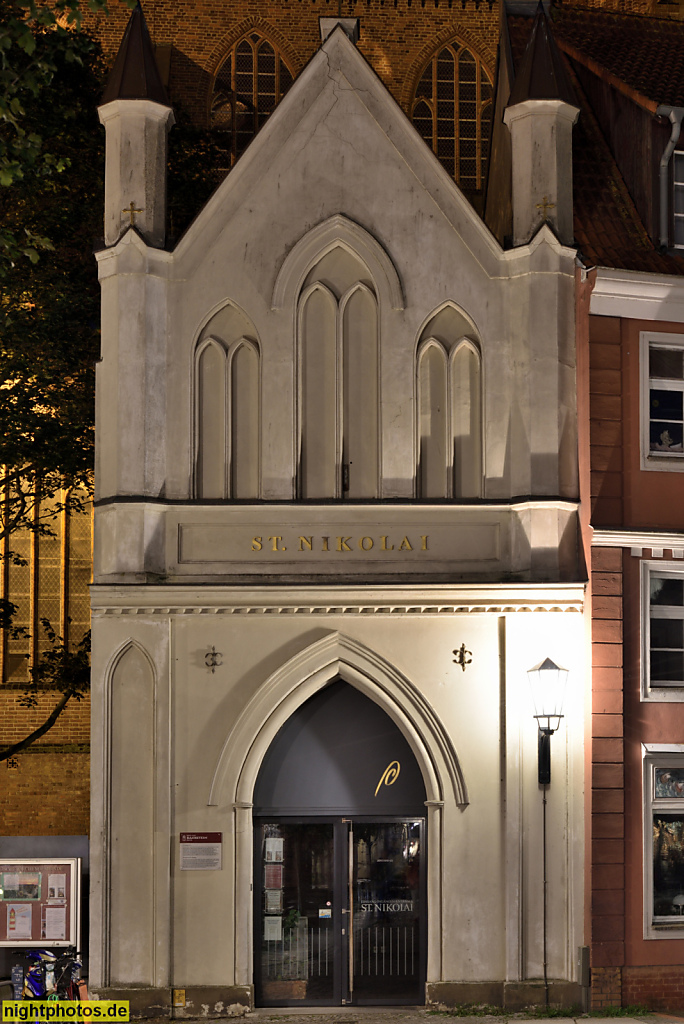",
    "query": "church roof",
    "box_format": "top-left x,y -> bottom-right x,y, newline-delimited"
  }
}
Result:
101,2 -> 169,106
507,9 -> 684,273
554,7 -> 684,109
507,3 -> 577,107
